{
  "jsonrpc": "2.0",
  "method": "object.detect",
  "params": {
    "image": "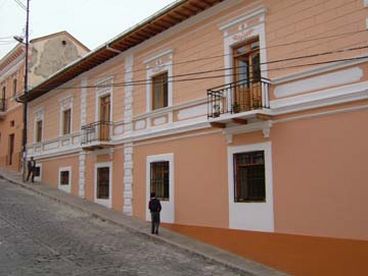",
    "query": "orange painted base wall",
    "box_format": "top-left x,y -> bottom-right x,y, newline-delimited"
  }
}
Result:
163,224 -> 368,276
